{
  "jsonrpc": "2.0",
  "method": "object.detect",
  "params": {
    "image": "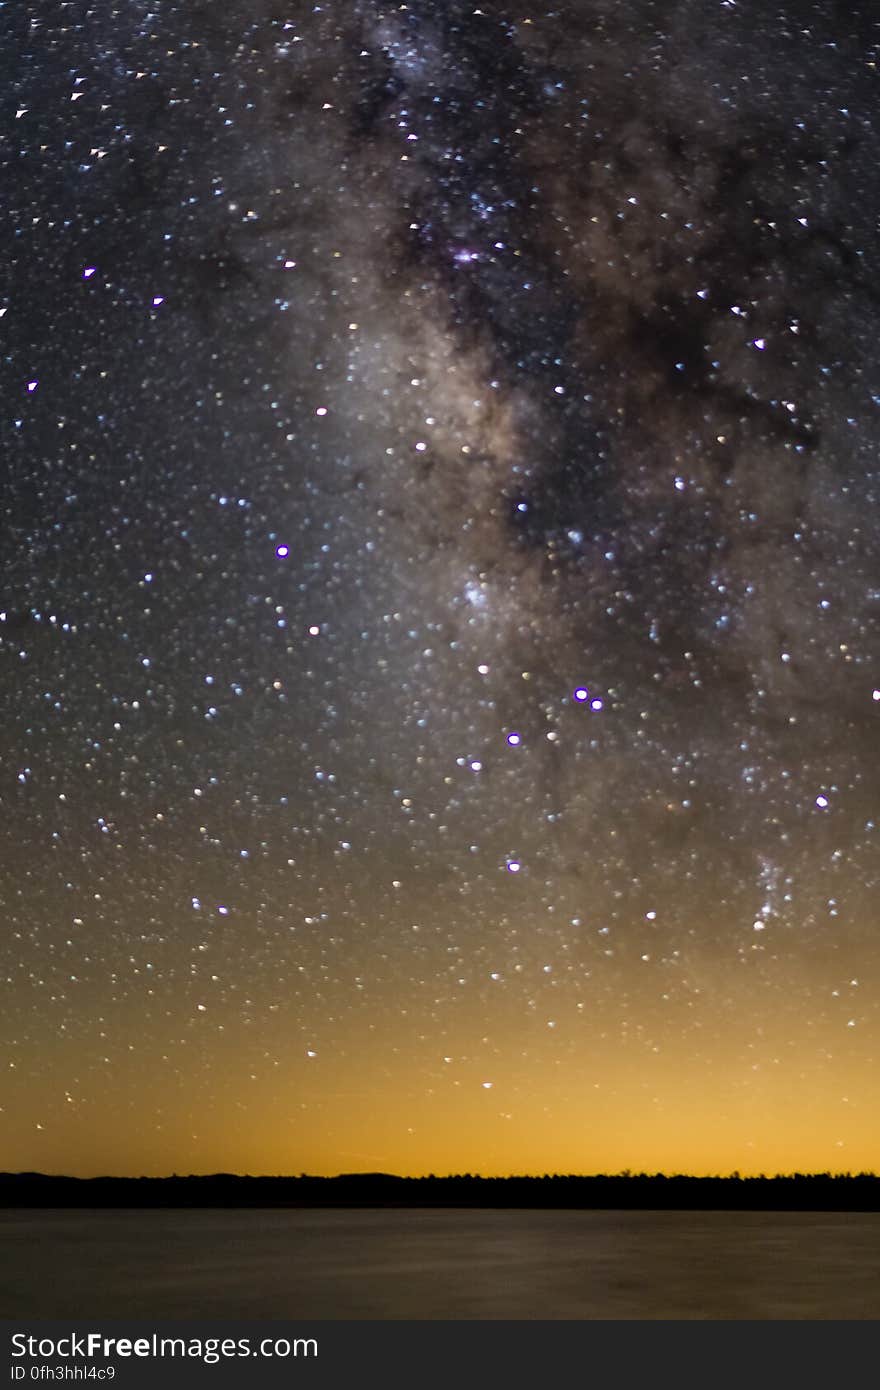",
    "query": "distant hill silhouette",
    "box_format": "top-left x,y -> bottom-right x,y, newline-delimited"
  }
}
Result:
2,1171 -> 878,1210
